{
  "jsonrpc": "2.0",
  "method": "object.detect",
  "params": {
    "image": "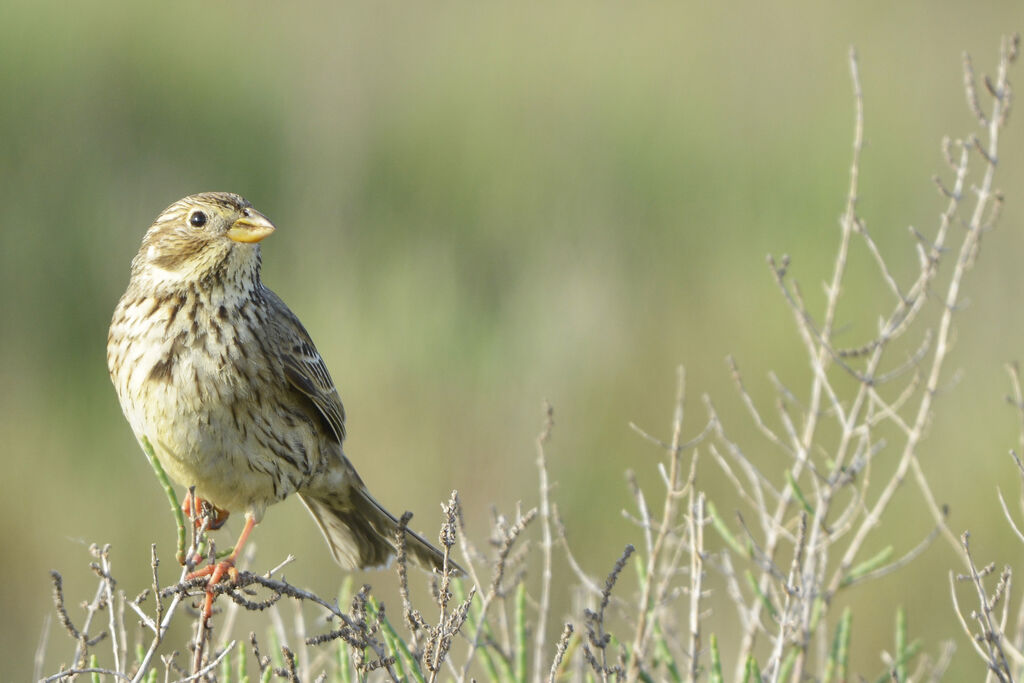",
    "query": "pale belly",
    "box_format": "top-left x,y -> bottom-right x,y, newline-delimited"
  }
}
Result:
110,298 -> 325,518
